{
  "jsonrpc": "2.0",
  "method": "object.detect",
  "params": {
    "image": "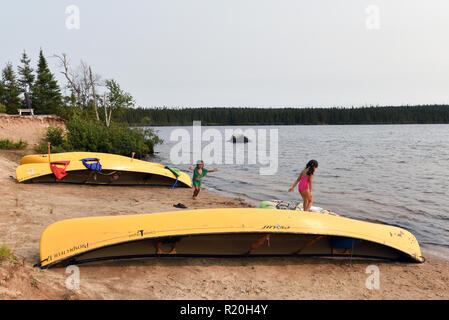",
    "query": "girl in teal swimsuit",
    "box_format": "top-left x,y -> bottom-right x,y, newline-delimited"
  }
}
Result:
189,160 -> 218,200
288,160 -> 318,211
